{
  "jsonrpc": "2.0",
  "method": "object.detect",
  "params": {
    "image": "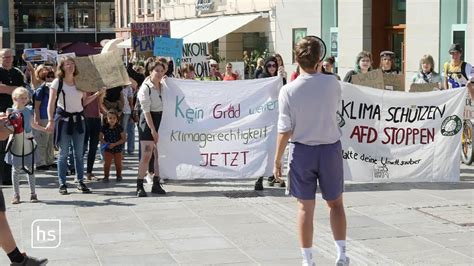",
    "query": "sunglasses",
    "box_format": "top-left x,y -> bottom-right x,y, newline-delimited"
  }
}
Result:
46,73 -> 55,78
211,65 -> 217,68
267,63 -> 277,68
